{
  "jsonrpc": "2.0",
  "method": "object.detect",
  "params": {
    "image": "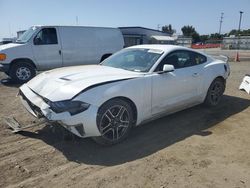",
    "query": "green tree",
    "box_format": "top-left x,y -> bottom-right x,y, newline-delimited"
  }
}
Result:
162,24 -> 175,34
210,33 -> 223,40
181,25 -> 195,36
228,29 -> 250,36
181,25 -> 200,43
200,35 -> 209,43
